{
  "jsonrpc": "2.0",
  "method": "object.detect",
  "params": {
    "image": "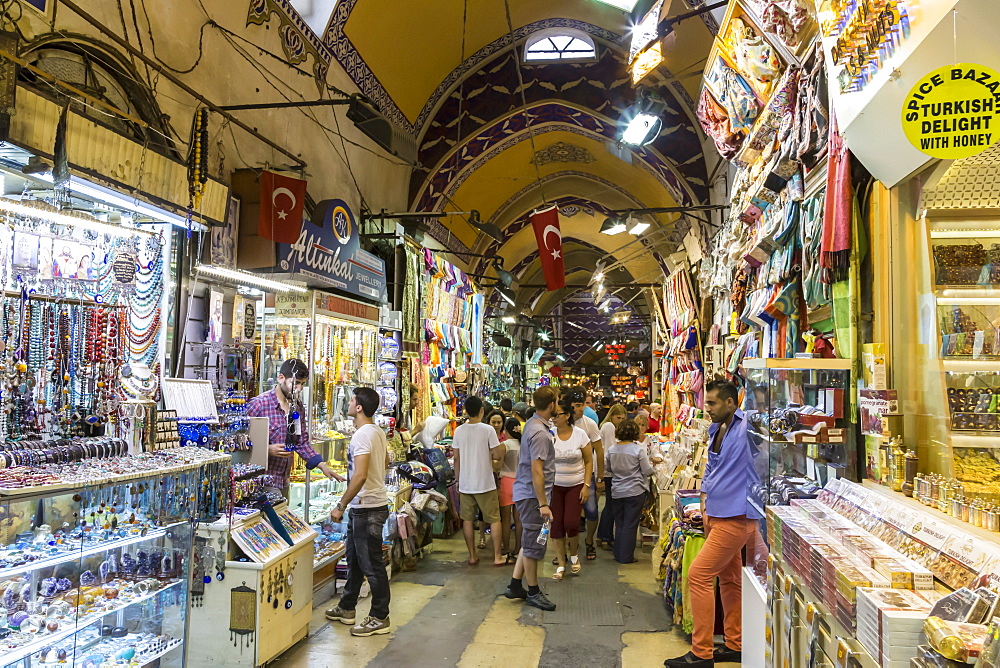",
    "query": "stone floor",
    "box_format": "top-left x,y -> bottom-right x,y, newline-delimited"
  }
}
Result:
270,528 -> 742,668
